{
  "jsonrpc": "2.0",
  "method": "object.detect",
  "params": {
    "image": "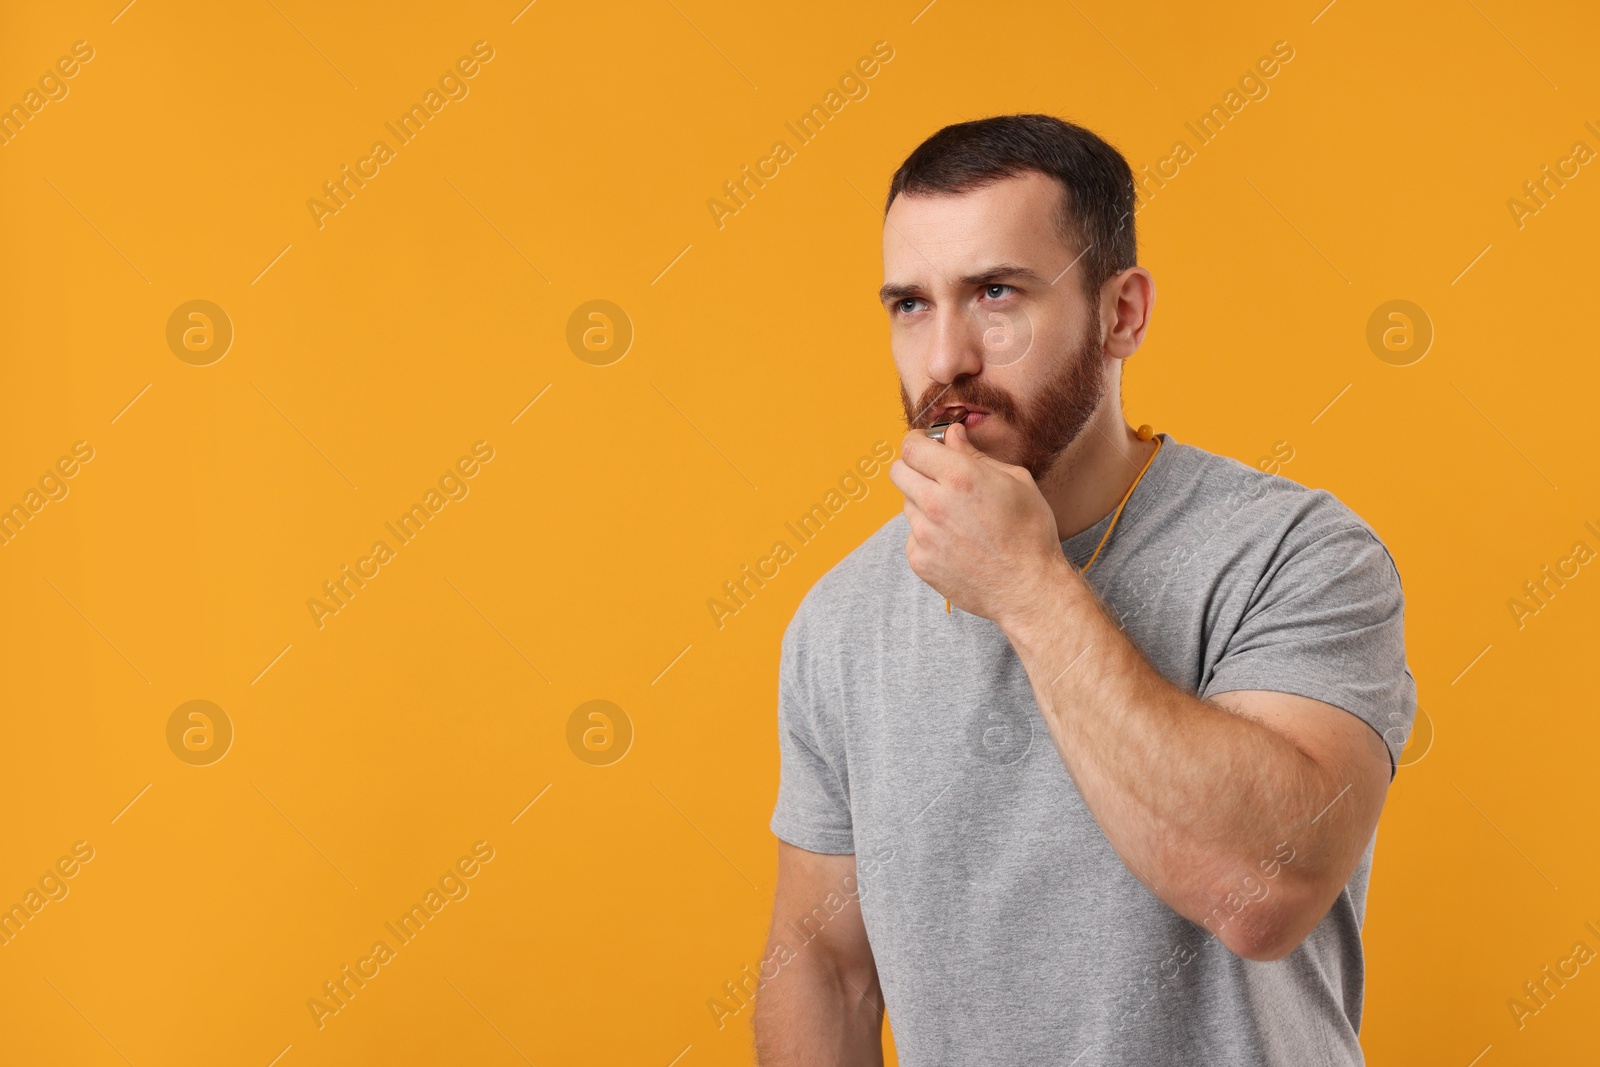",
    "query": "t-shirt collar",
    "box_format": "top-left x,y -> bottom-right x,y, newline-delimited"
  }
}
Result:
1060,432 -> 1176,570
